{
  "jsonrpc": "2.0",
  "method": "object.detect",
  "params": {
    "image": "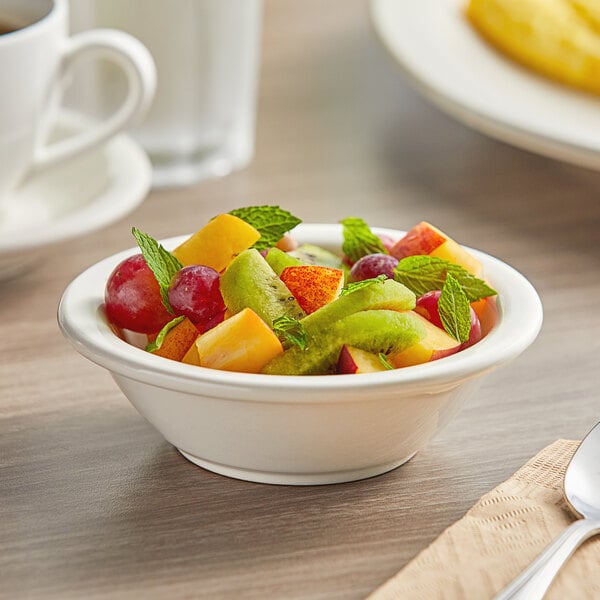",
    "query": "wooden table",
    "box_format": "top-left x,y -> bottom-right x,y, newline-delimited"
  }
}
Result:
2,1 -> 600,598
